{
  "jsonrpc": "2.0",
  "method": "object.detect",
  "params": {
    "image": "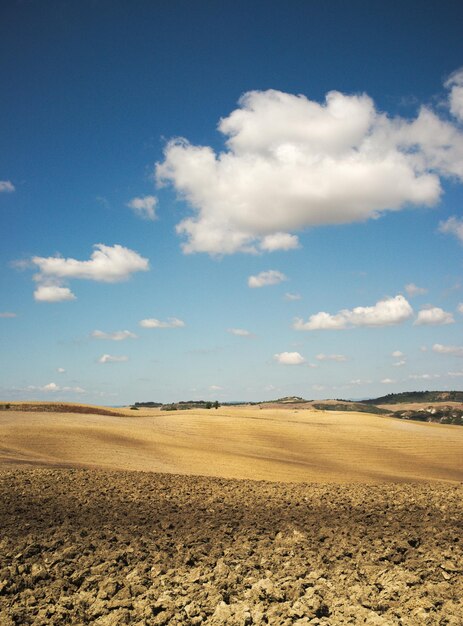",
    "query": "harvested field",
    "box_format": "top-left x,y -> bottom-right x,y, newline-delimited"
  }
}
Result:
0,469 -> 462,625
1,406 -> 463,482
